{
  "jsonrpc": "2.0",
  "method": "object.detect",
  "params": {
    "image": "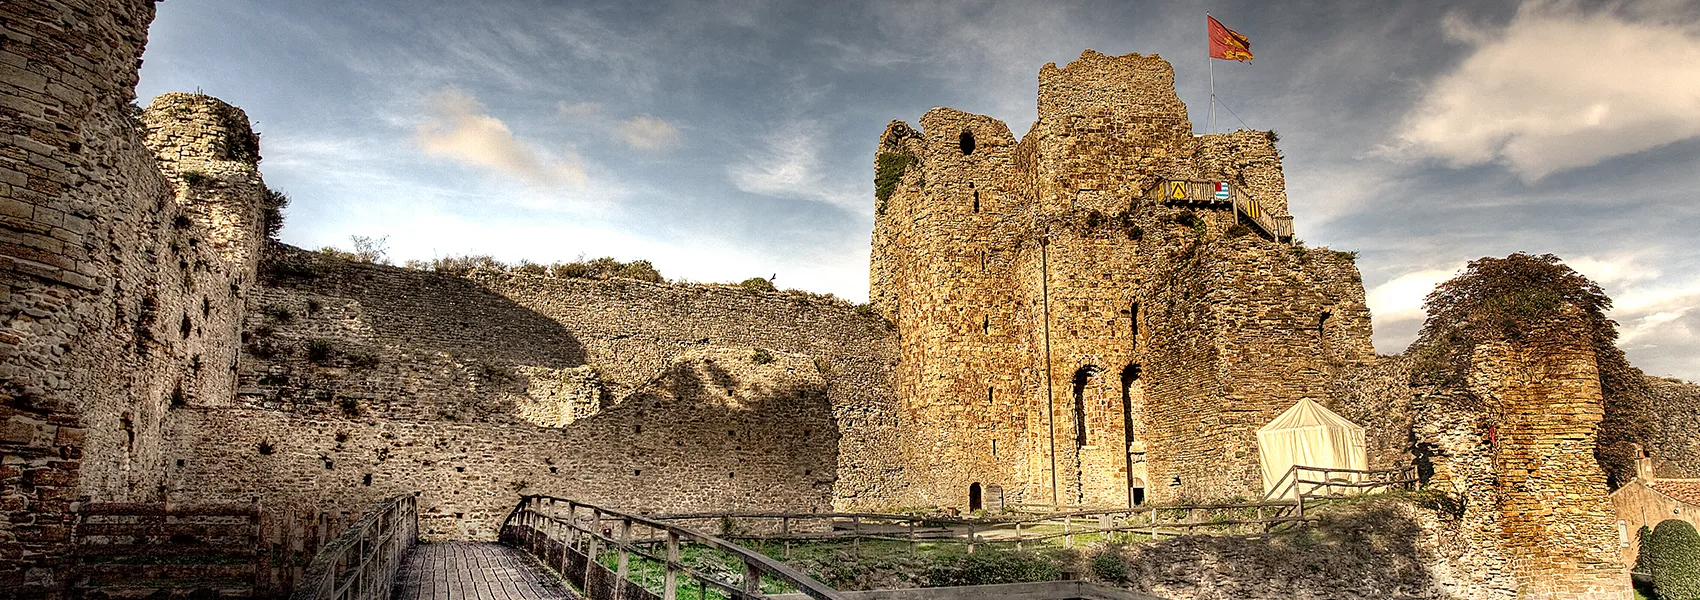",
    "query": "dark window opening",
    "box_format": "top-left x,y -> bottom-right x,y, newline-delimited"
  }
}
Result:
1131,302 -> 1141,348
987,386 -> 994,404
992,439 -> 998,457
634,470 -> 642,476
1131,478 -> 1146,506
973,190 -> 980,212
982,316 -> 991,335
634,424 -> 642,434
960,129 -> 976,155
363,473 -> 373,486
969,482 -> 983,512
1072,366 -> 1102,446
980,250 -> 987,270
